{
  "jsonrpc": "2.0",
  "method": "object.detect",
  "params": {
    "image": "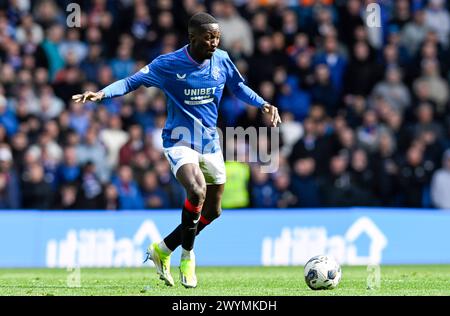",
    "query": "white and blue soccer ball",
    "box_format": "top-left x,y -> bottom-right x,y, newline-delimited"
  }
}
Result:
304,255 -> 342,290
